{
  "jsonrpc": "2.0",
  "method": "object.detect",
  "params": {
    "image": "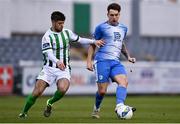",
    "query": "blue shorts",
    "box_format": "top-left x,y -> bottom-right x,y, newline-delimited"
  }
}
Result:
94,60 -> 127,83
